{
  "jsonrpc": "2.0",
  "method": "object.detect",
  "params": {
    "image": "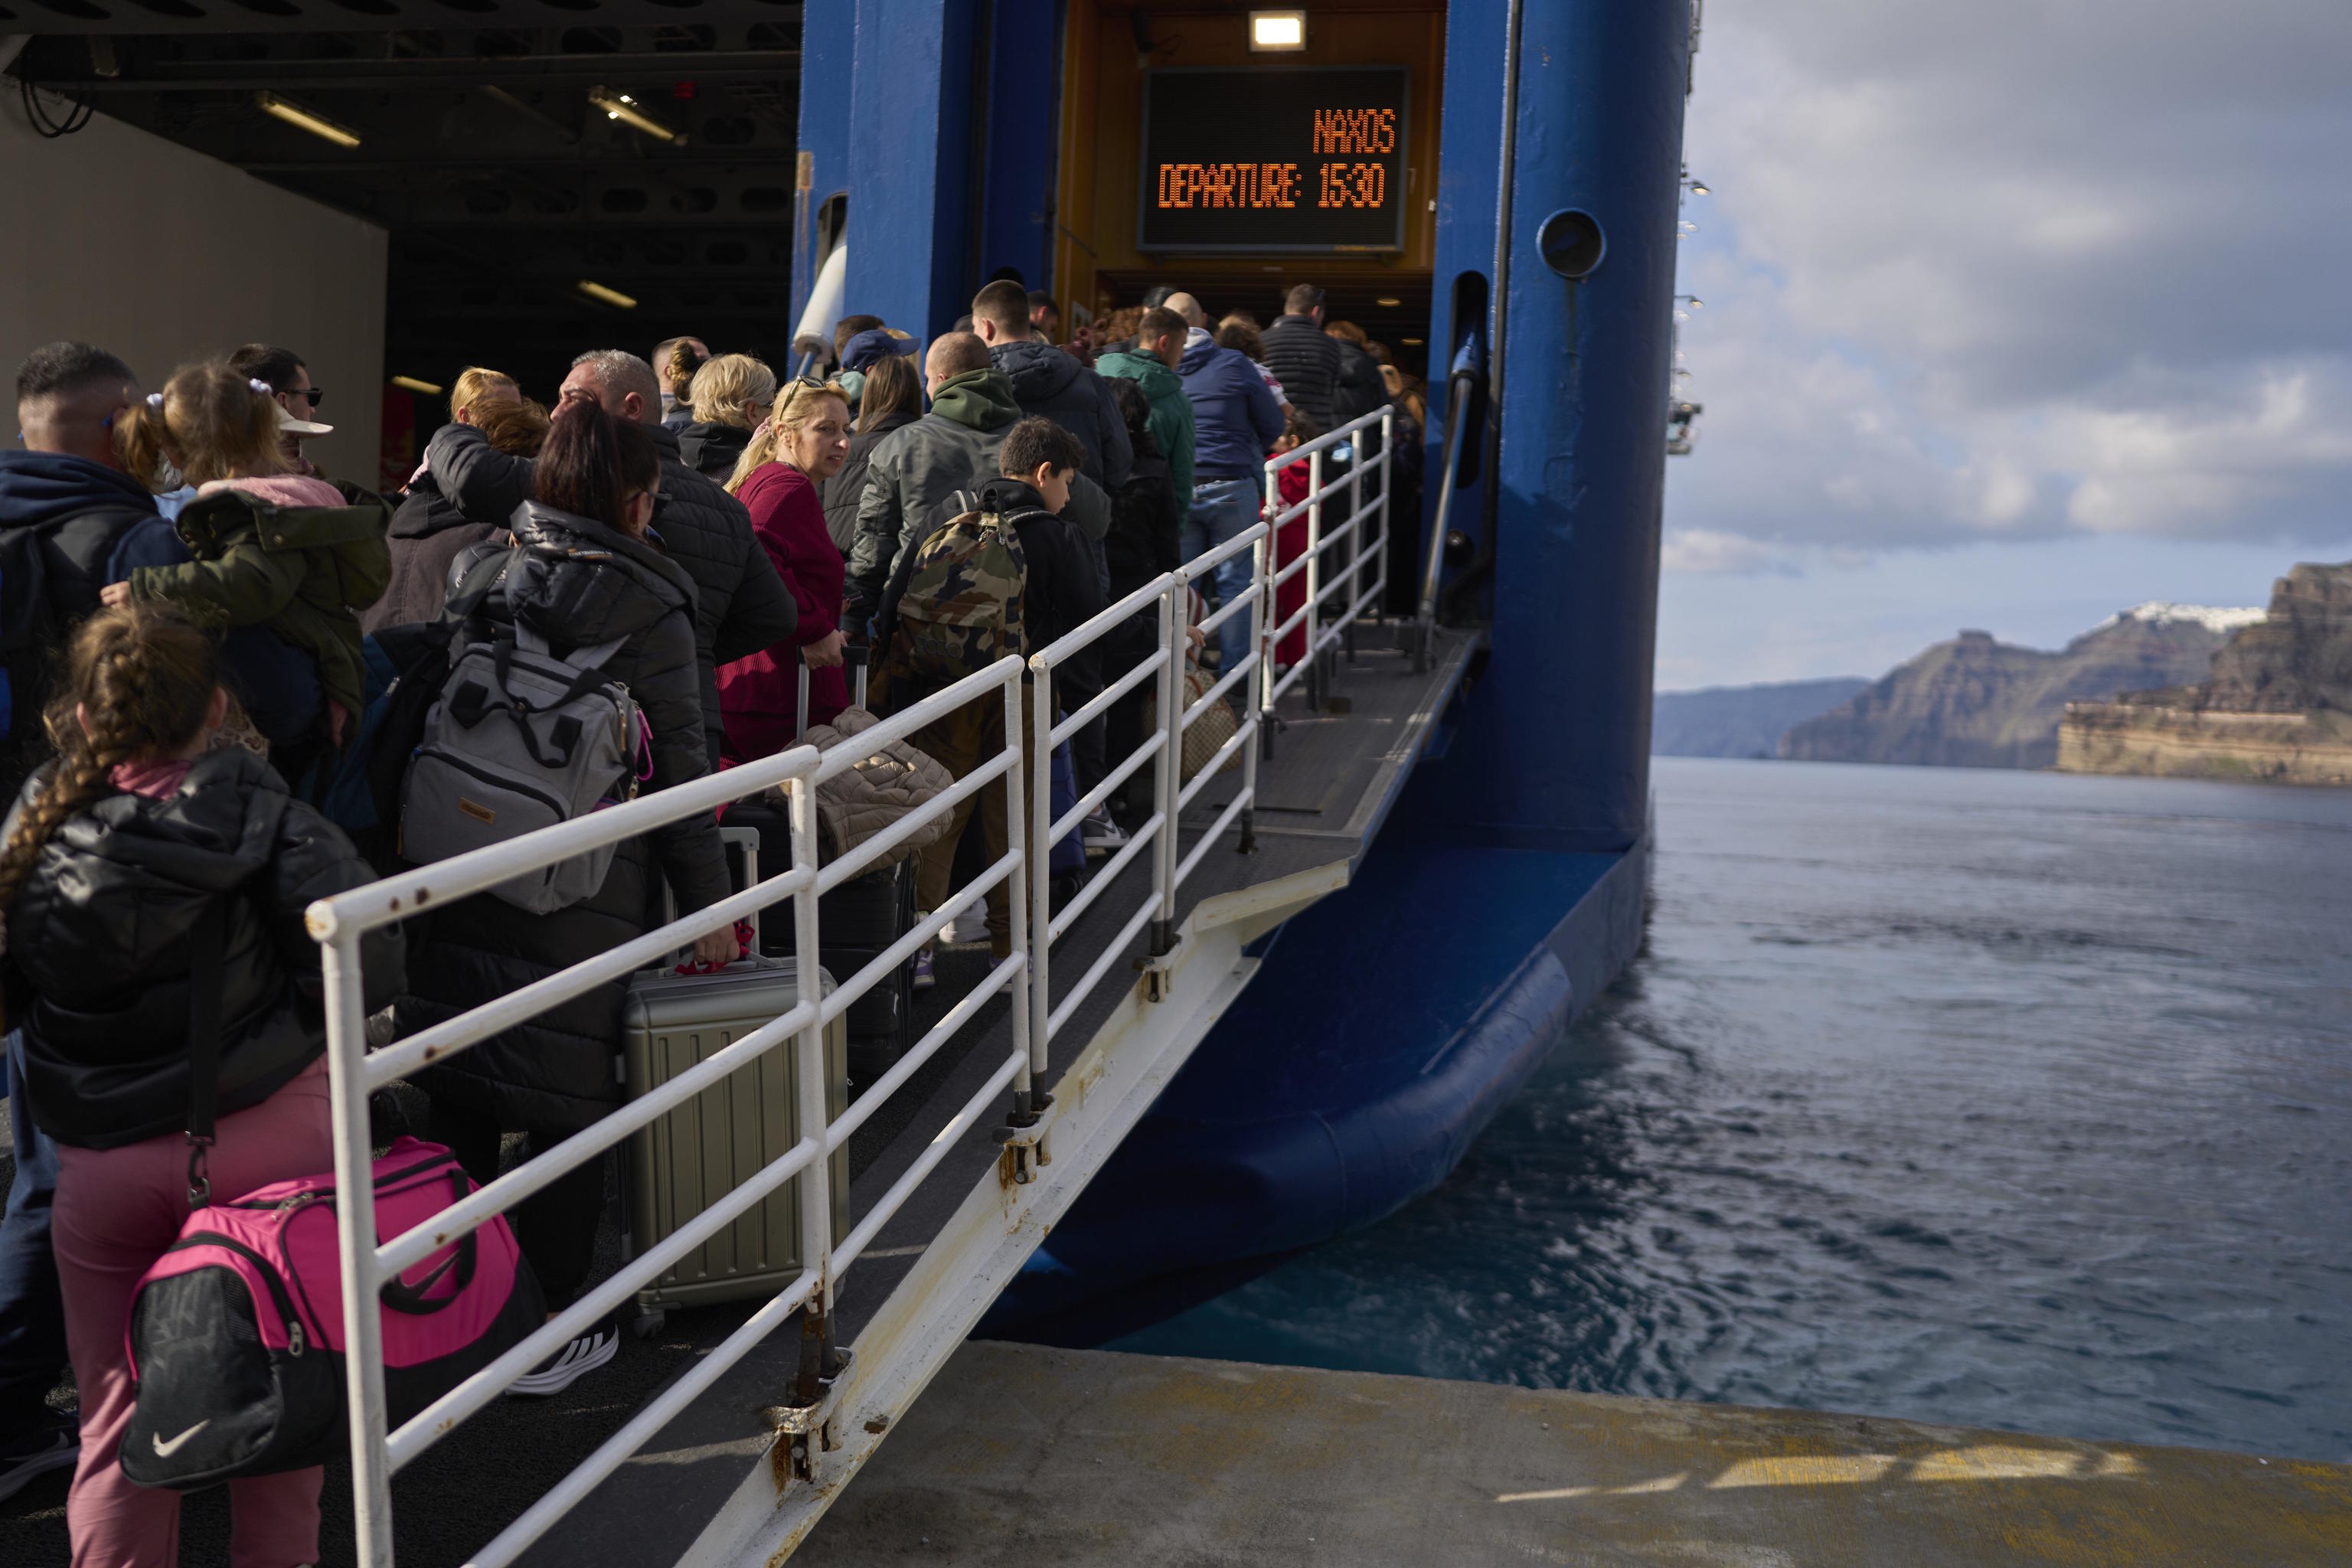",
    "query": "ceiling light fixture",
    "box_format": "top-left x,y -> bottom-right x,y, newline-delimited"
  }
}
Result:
256,91 -> 360,149
577,279 -> 639,309
389,375 -> 443,396
588,87 -> 687,146
1402,337 -> 1425,347
1249,10 -> 1307,51
1375,296 -> 1402,308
